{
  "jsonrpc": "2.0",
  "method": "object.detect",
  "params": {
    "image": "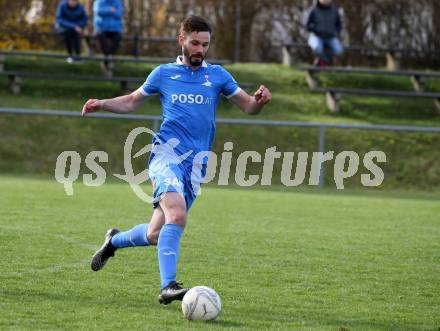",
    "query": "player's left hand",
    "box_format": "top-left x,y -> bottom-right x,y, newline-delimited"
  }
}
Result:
81,99 -> 102,117
254,85 -> 271,105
